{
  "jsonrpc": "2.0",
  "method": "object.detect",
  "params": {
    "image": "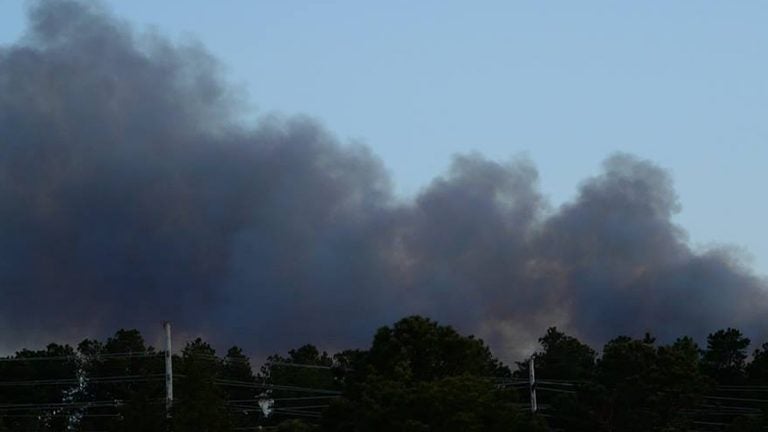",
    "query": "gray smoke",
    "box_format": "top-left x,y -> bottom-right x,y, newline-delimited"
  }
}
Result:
1,0 -> 766,359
